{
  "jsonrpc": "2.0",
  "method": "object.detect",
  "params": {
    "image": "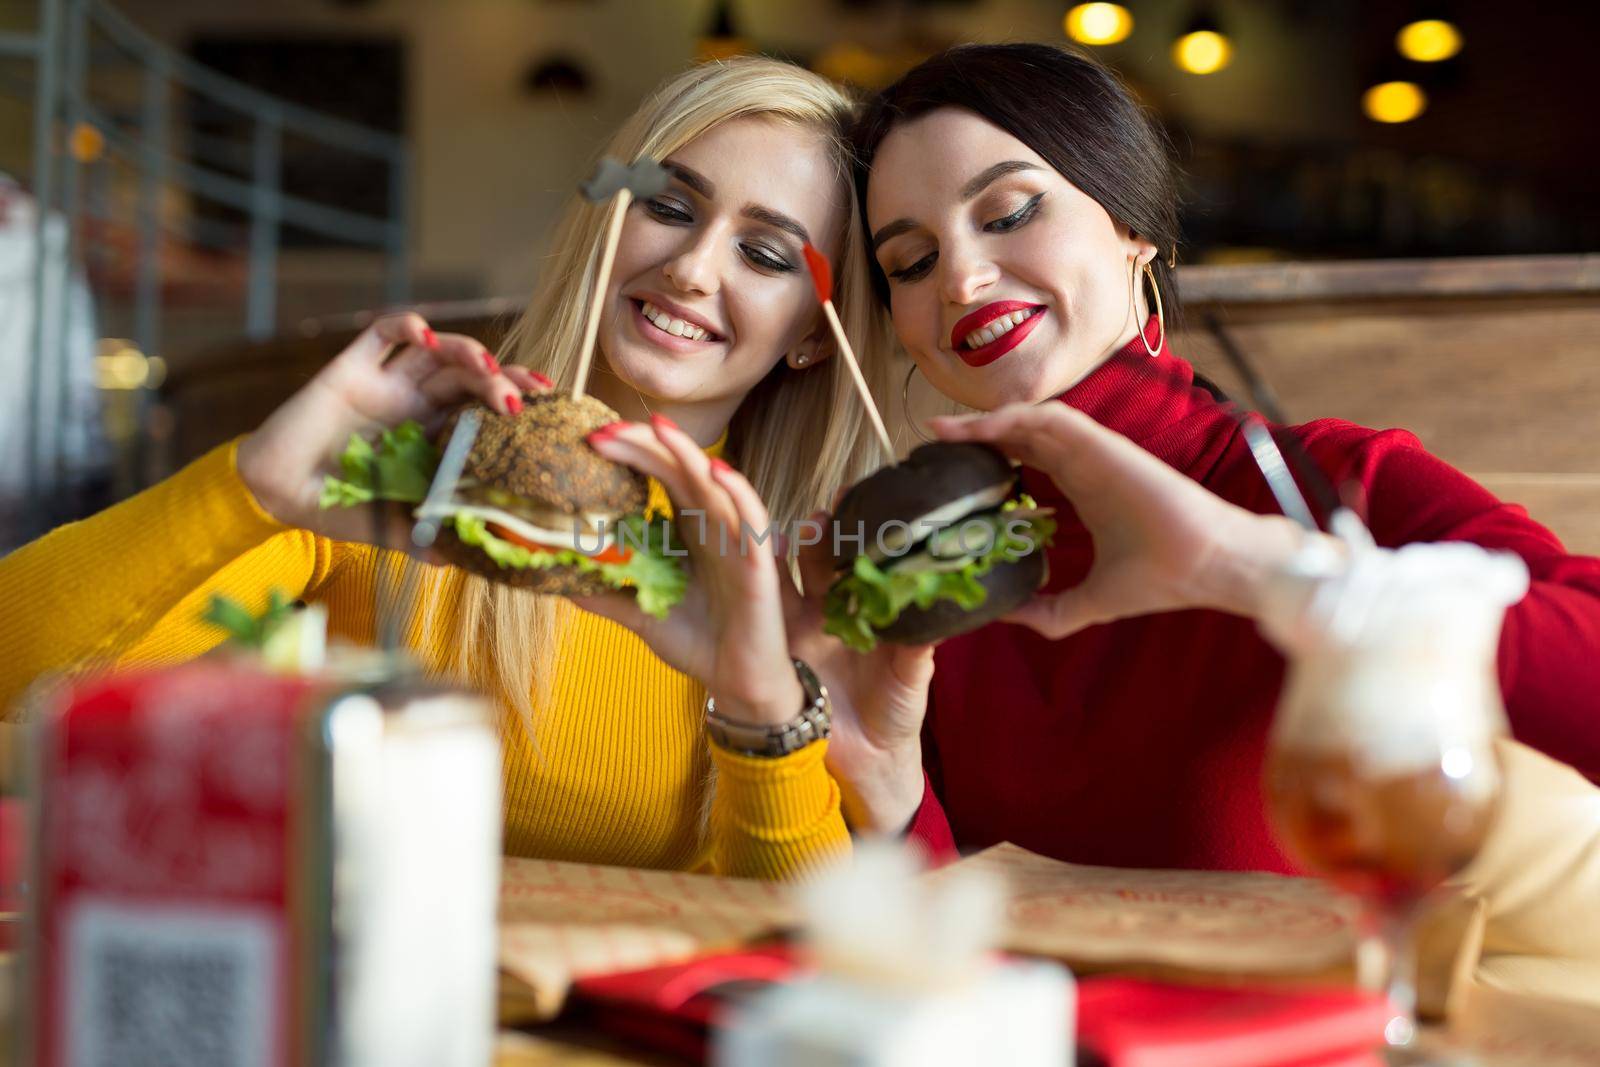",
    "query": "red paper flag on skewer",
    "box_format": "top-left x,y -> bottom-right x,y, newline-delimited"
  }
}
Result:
801,243 -> 894,457
803,243 -> 833,305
